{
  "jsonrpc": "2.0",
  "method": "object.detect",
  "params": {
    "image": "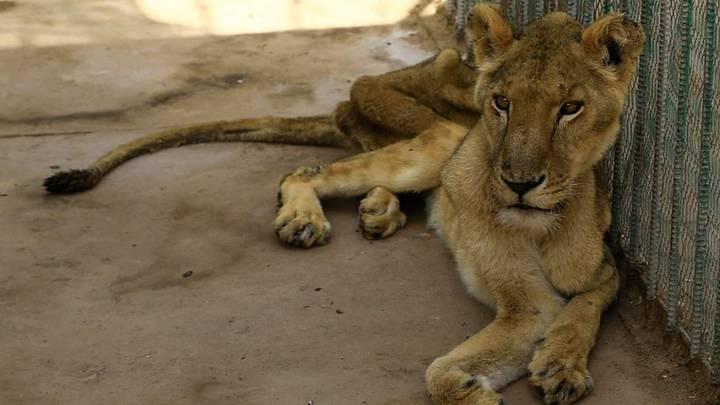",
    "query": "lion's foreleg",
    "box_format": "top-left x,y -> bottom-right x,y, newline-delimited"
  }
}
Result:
425,316 -> 544,405
528,255 -> 619,405
274,121 -> 466,247
426,268 -> 564,405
